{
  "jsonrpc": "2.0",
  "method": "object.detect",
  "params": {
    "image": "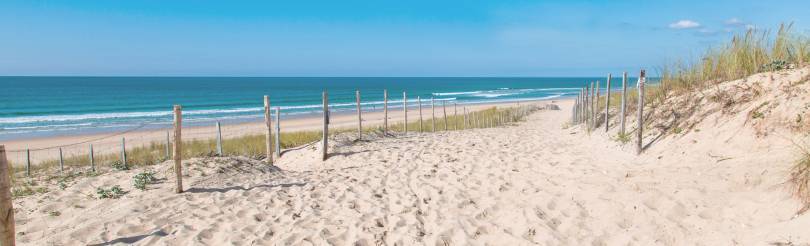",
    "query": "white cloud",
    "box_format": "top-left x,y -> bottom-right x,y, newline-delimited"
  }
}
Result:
725,18 -> 744,26
669,20 -> 701,29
